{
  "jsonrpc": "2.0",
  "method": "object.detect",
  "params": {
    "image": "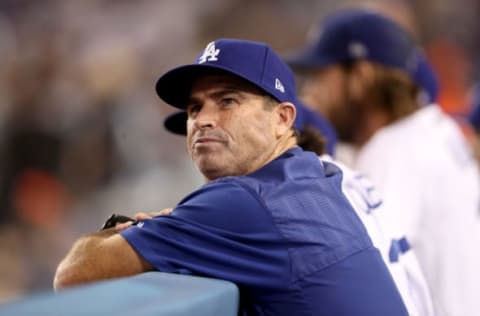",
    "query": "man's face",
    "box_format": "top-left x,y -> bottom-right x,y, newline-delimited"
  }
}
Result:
299,64 -> 359,143
186,74 -> 279,180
